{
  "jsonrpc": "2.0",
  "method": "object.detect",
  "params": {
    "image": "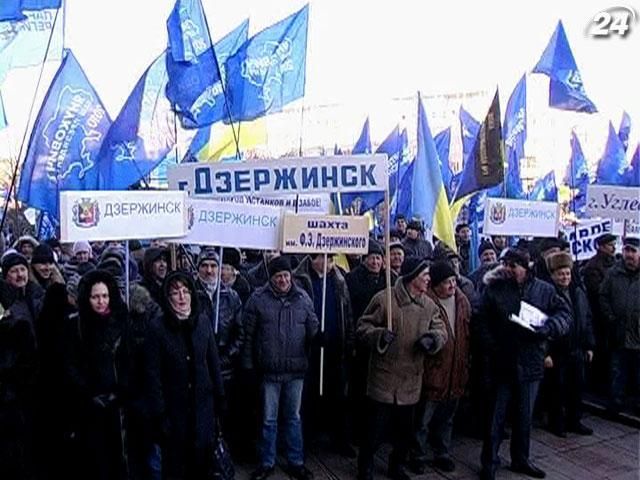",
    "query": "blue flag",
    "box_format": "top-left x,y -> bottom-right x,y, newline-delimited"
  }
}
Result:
564,131 -> 589,188
21,0 -> 62,10
409,94 -> 455,248
533,20 -> 597,113
98,53 -> 176,190
0,6 -> 64,82
17,50 -> 112,218
595,122 -> 627,185
503,74 -> 526,199
434,127 -> 452,200
530,170 -> 558,202
0,1 -> 25,22
459,106 -> 480,166
167,18 -> 249,128
623,144 -> 639,187
395,160 -> 414,221
0,91 -> 7,130
36,209 -> 57,240
224,4 -> 308,122
618,111 -> 631,152
338,117 -> 371,213
167,0 -> 211,63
